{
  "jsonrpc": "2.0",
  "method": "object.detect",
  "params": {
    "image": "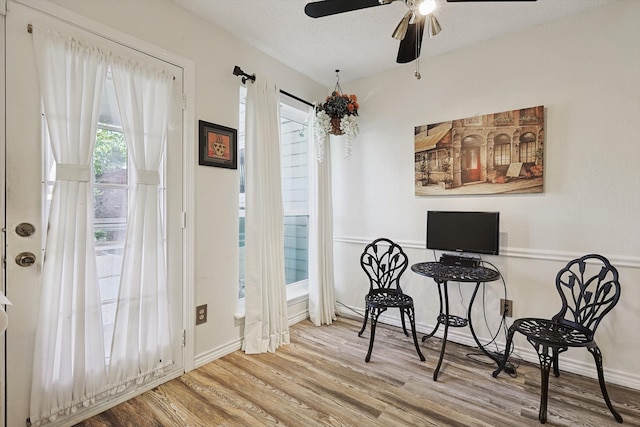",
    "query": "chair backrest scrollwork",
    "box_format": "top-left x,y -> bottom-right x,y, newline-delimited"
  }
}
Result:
553,254 -> 621,335
360,238 -> 408,293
